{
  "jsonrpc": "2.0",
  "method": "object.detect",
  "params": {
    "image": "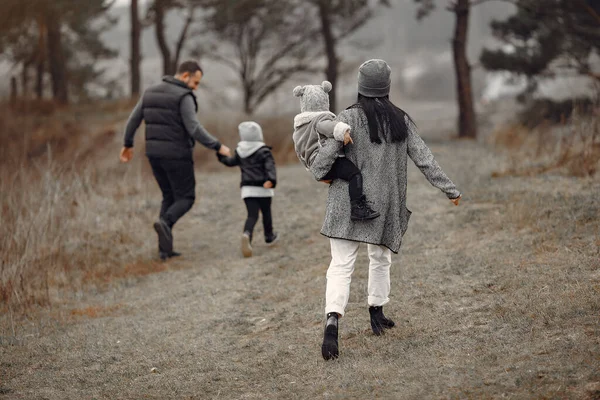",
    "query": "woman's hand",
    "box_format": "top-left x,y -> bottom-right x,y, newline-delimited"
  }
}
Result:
263,181 -> 274,189
451,195 -> 461,206
320,179 -> 332,185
